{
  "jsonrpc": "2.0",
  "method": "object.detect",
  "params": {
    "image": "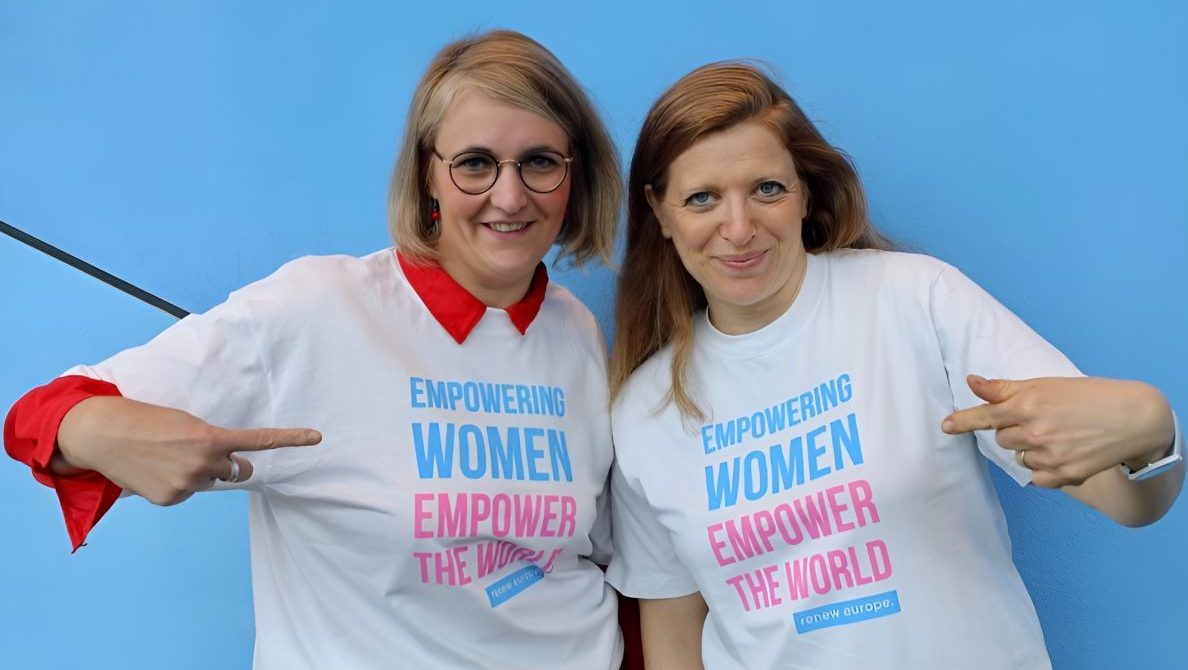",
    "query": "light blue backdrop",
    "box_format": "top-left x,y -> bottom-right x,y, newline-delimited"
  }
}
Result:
2,1 -> 1185,668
